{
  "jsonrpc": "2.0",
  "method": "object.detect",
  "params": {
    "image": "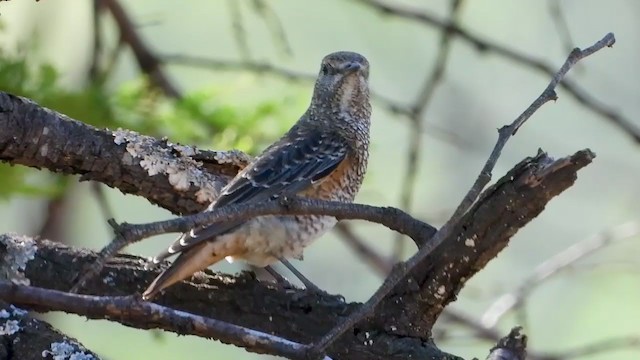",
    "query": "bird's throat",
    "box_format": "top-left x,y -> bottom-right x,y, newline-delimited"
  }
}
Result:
339,76 -> 362,113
